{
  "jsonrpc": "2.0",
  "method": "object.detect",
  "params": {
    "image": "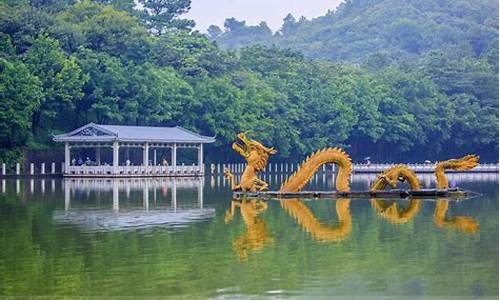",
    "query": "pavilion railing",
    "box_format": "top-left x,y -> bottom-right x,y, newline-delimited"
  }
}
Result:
66,164 -> 203,176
